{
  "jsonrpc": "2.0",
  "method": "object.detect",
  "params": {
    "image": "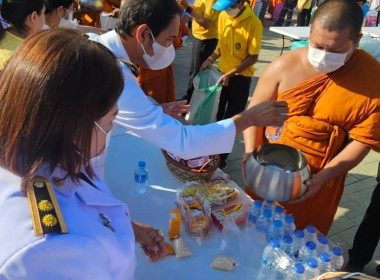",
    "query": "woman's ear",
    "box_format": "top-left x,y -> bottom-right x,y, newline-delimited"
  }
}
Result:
135,24 -> 151,44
